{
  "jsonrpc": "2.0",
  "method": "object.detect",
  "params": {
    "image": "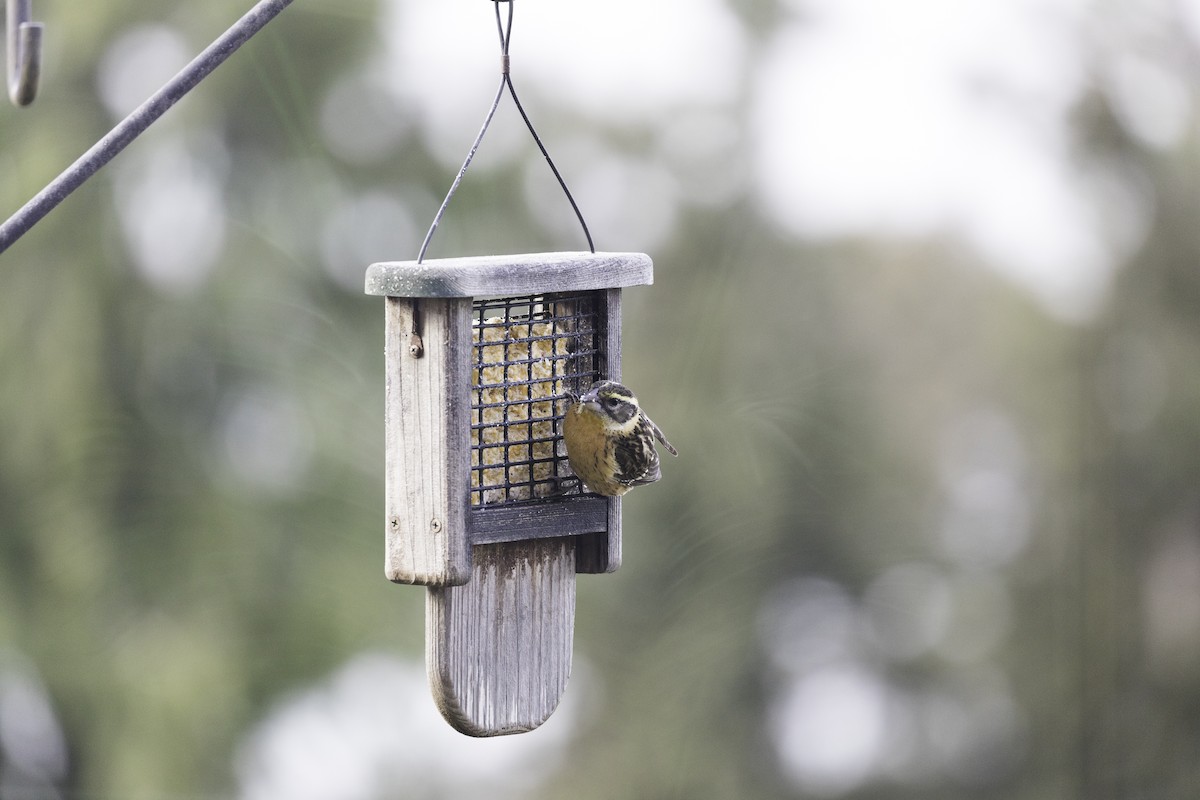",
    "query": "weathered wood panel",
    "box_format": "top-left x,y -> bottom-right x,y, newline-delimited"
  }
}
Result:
384,297 -> 472,586
469,497 -> 608,545
365,251 -> 653,298
426,538 -> 576,736
576,287 -> 623,574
